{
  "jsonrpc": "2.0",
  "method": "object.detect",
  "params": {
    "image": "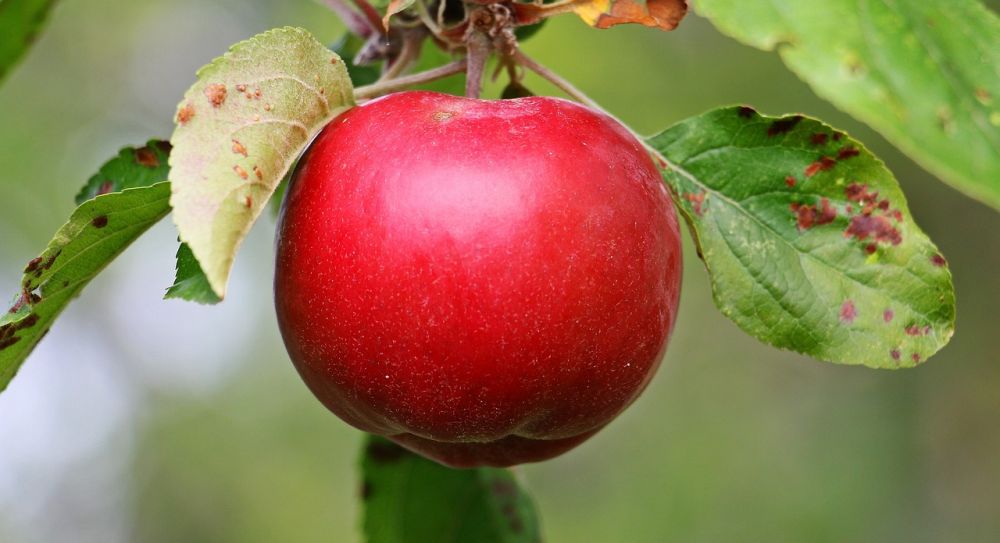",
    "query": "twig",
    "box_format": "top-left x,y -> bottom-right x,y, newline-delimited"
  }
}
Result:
354,60 -> 467,99
512,49 -> 672,167
413,0 -> 444,39
379,30 -> 423,81
513,49 -> 601,111
322,0 -> 375,38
